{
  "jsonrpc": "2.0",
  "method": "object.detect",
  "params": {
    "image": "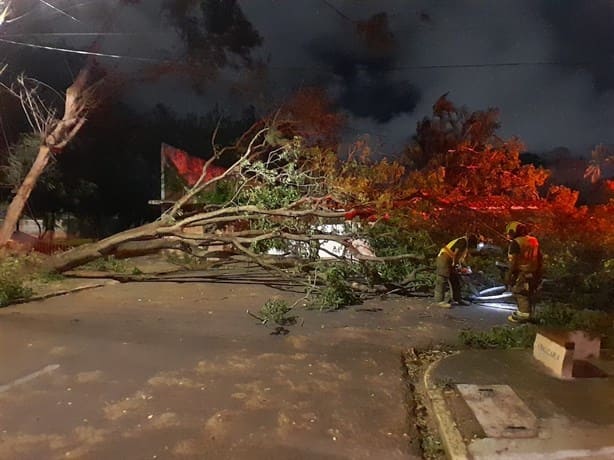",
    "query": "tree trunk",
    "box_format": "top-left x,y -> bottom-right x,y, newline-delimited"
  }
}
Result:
46,221 -> 166,272
0,145 -> 52,247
